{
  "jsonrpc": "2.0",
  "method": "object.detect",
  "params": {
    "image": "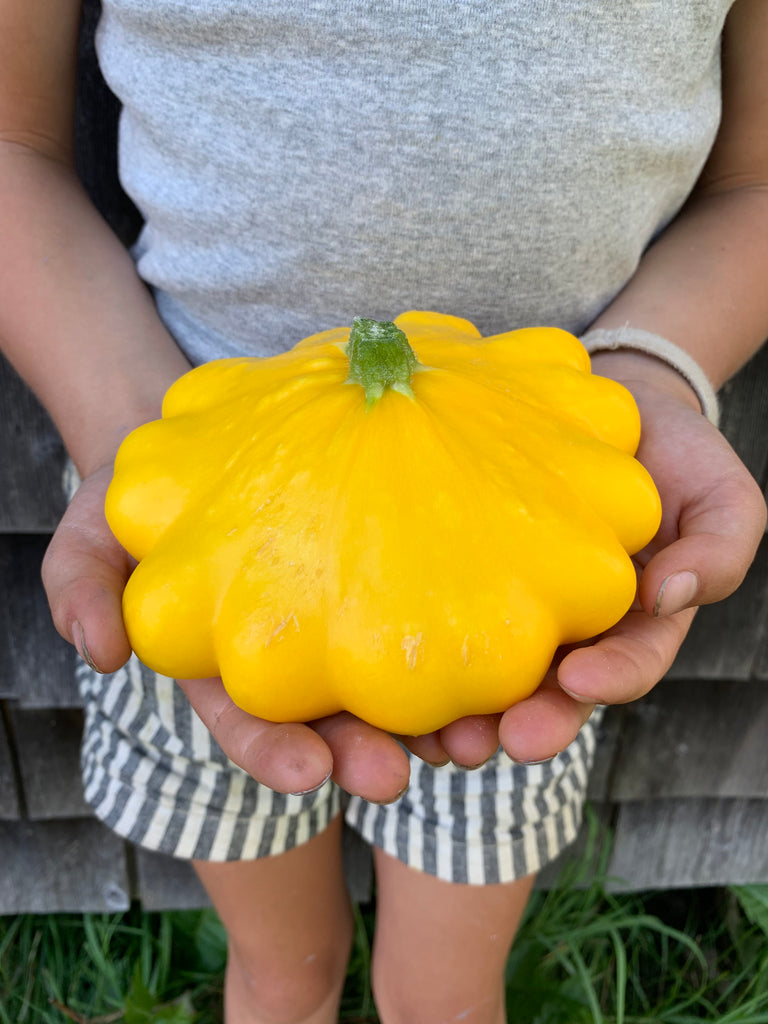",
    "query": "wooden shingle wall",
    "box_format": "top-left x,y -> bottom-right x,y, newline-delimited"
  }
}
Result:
1,1 -> 768,913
